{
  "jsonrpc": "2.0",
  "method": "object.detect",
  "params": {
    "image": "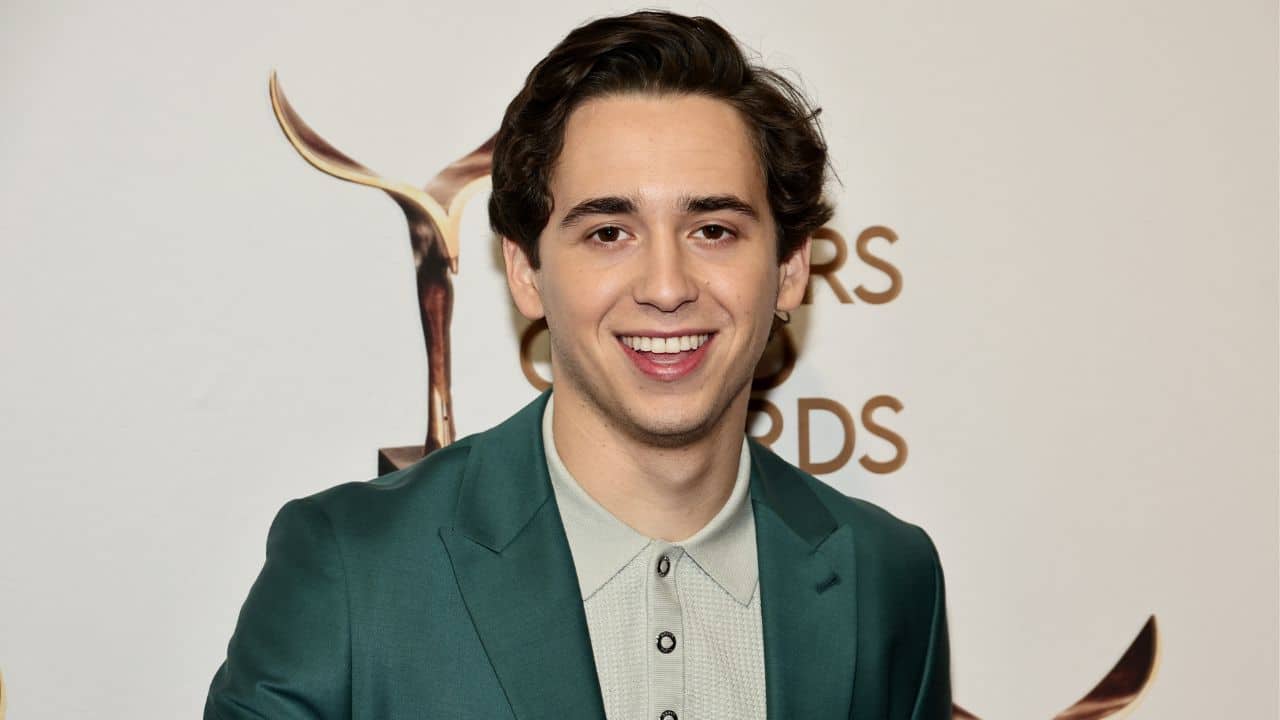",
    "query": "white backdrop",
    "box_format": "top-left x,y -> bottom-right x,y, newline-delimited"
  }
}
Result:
1,1 -> 1276,718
